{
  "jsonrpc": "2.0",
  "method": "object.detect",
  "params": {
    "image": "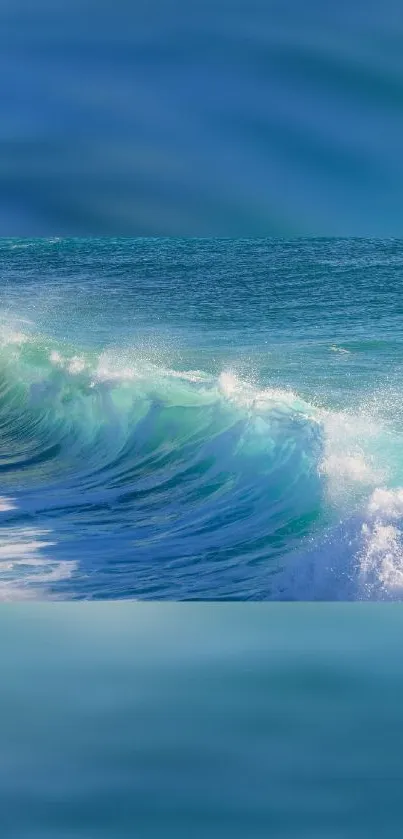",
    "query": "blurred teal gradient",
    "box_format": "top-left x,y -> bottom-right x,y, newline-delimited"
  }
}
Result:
2,604 -> 403,837
1,1 -> 403,234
